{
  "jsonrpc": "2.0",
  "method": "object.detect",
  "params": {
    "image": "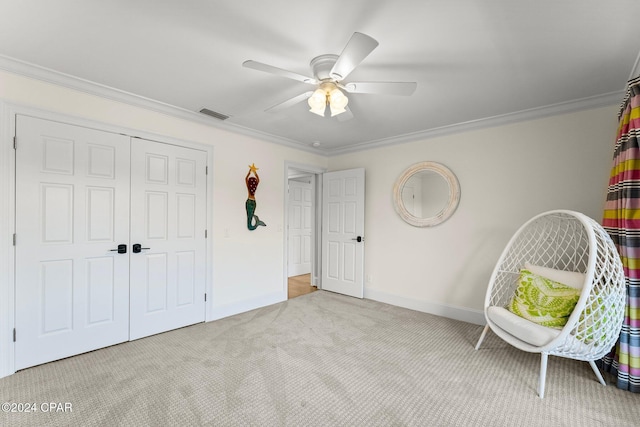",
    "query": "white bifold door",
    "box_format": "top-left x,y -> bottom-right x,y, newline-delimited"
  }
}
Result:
14,116 -> 207,370
129,139 -> 207,340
